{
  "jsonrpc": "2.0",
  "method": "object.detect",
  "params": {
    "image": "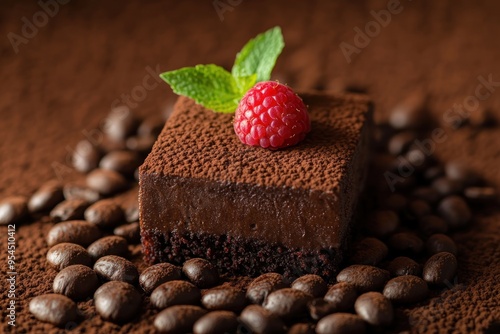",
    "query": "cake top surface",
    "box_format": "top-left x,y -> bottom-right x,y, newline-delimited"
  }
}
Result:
141,92 -> 371,193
